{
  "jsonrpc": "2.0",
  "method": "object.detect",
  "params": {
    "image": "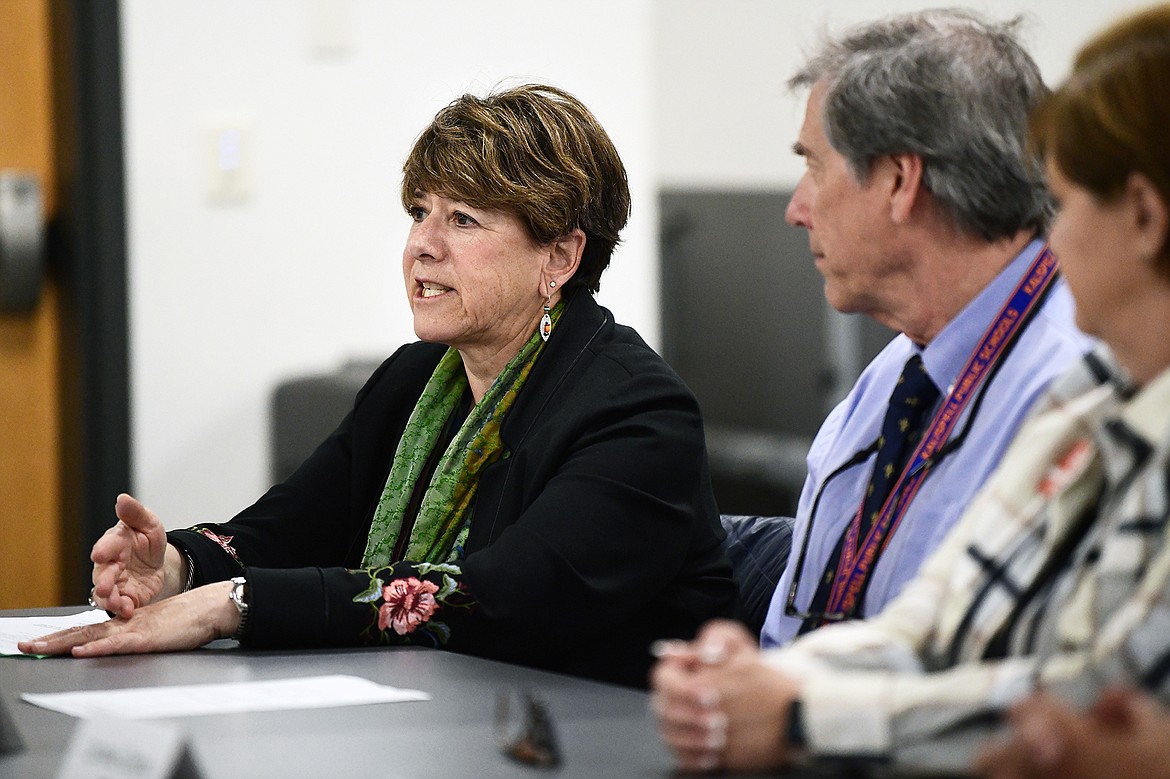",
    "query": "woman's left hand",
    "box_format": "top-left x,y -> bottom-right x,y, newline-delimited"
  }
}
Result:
18,581 -> 239,657
975,688 -> 1170,779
